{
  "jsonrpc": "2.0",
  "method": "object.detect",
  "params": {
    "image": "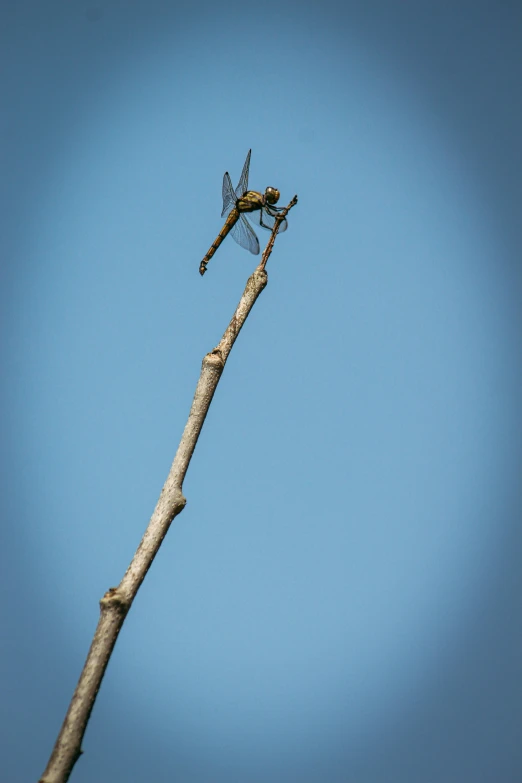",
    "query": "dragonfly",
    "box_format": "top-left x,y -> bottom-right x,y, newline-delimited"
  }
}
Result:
199,149 -> 288,276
